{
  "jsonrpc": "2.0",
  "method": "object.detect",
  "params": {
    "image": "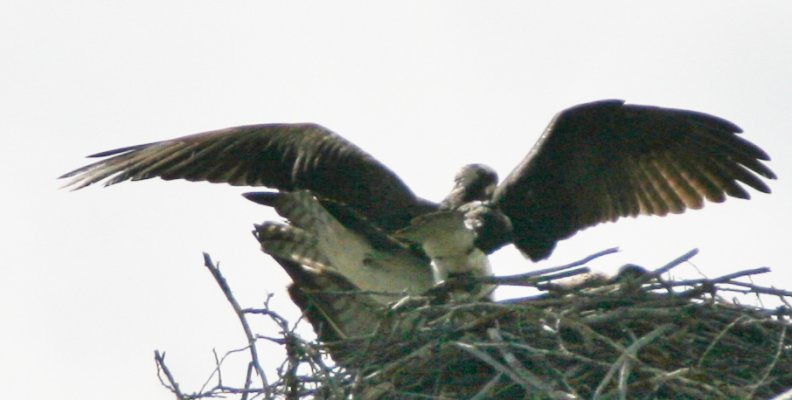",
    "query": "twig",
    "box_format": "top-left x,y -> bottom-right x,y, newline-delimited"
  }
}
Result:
453,341 -> 575,400
591,324 -> 673,399
652,248 -> 699,276
748,324 -> 788,398
728,281 -> 792,297
697,315 -> 748,368
241,363 -> 254,400
154,351 -> 187,400
197,348 -> 222,396
469,373 -> 505,400
363,341 -> 436,380
202,253 -> 270,396
532,267 -> 593,286
709,267 -> 771,282
212,349 -> 223,388
639,267 -> 774,299
484,247 -> 618,286
486,327 -> 576,399
617,356 -> 631,400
